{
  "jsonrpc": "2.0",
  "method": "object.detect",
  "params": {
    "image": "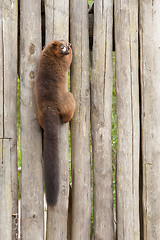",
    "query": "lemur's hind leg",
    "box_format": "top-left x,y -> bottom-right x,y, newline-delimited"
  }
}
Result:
58,92 -> 75,123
